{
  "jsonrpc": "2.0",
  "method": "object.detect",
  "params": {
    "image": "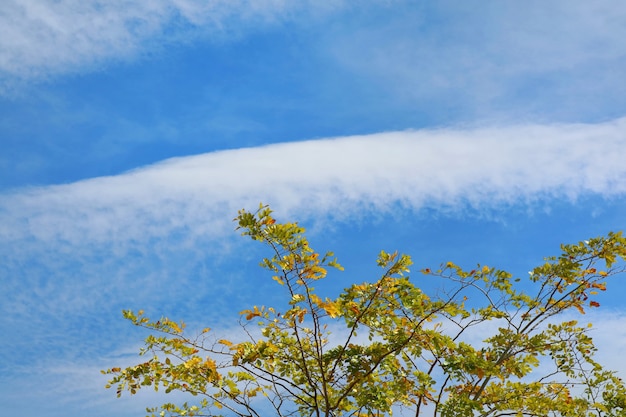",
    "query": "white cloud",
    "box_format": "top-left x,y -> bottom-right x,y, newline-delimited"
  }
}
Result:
1,119 -> 625,340
1,118 -> 625,249
1,1 -> 164,79
0,0 -> 349,85
327,1 -> 626,120
4,0 -> 624,120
